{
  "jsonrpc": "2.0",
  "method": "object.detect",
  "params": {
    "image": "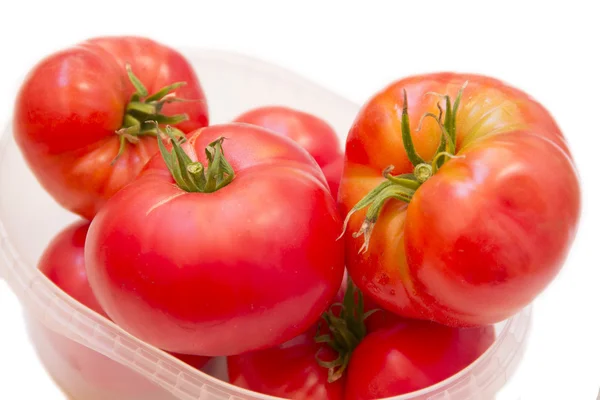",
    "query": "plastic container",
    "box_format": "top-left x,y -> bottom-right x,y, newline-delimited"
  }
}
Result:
0,49 -> 531,400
